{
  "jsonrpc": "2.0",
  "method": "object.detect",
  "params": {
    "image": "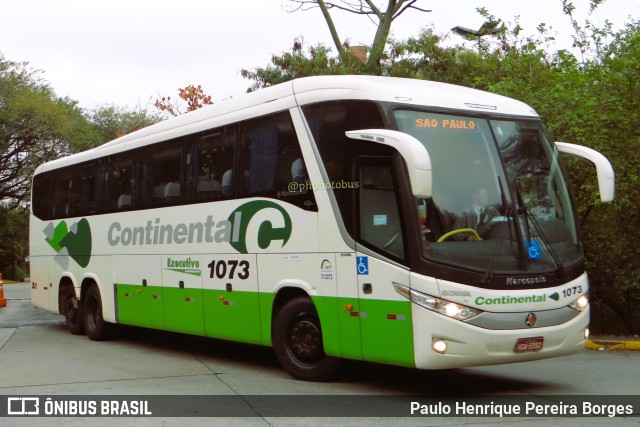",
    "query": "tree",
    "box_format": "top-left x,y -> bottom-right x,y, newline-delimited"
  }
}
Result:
0,53 -> 99,279
241,38 -> 360,92
88,104 -> 163,142
0,54 -> 100,207
0,205 -> 28,280
154,84 -> 213,117
287,0 -> 431,71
